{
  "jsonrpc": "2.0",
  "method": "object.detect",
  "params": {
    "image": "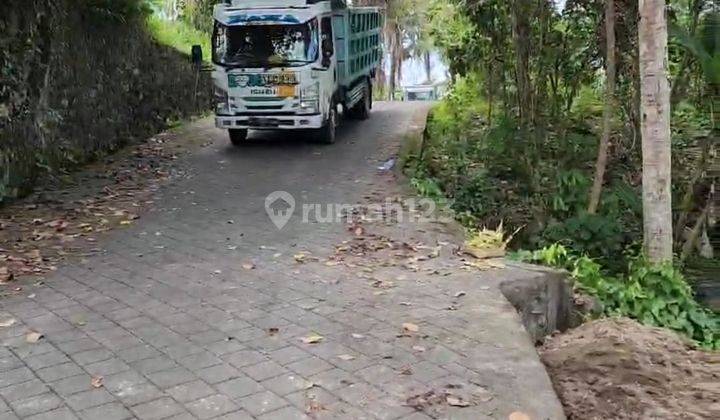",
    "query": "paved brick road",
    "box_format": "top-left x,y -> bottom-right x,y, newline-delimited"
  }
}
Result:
0,102 -> 564,419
